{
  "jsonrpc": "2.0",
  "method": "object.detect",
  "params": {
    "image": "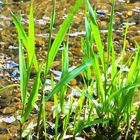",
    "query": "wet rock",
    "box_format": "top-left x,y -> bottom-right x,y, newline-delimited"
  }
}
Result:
2,107 -> 15,114
52,61 -> 61,69
130,0 -> 140,3
35,37 -> 45,47
8,125 -> 19,135
16,92 -> 21,98
115,17 -> 121,24
72,47 -> 83,57
0,125 -> 8,134
127,10 -> 133,16
131,36 -> 140,43
0,134 -> 10,140
122,11 -> 129,19
0,98 -> 11,108
98,21 -> 108,30
45,101 -> 54,112
70,78 -> 77,86
13,97 -> 20,102
129,26 -> 138,31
